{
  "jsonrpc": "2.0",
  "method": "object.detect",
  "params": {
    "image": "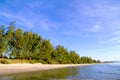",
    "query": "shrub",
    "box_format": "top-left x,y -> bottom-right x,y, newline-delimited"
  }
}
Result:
38,60 -> 47,64
0,59 -> 10,64
29,60 -> 37,64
